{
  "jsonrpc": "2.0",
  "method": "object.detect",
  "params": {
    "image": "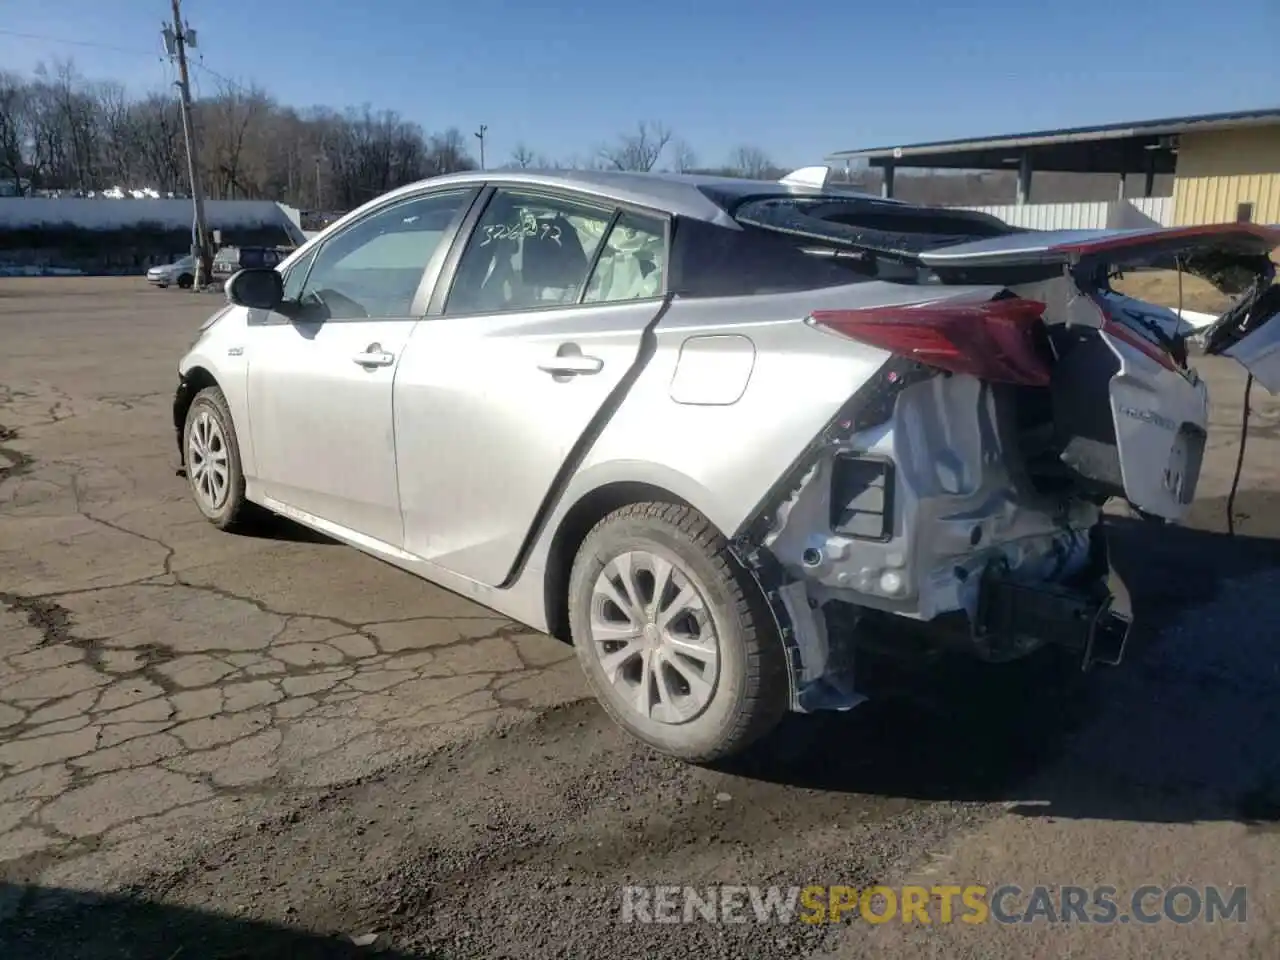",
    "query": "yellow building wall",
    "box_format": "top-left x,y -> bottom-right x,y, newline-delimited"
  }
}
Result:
1172,127 -> 1280,225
